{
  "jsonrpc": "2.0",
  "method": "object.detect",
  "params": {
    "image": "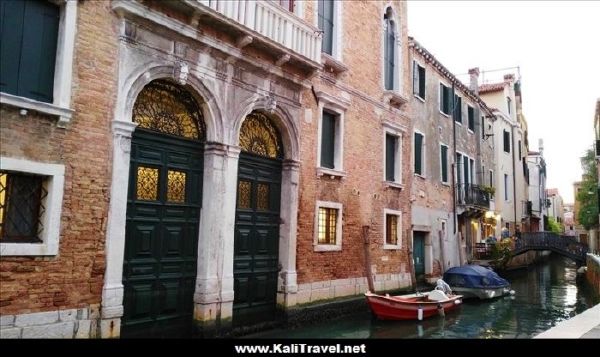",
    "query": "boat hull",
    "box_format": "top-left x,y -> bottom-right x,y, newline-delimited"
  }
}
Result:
451,286 -> 510,300
365,292 -> 462,320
